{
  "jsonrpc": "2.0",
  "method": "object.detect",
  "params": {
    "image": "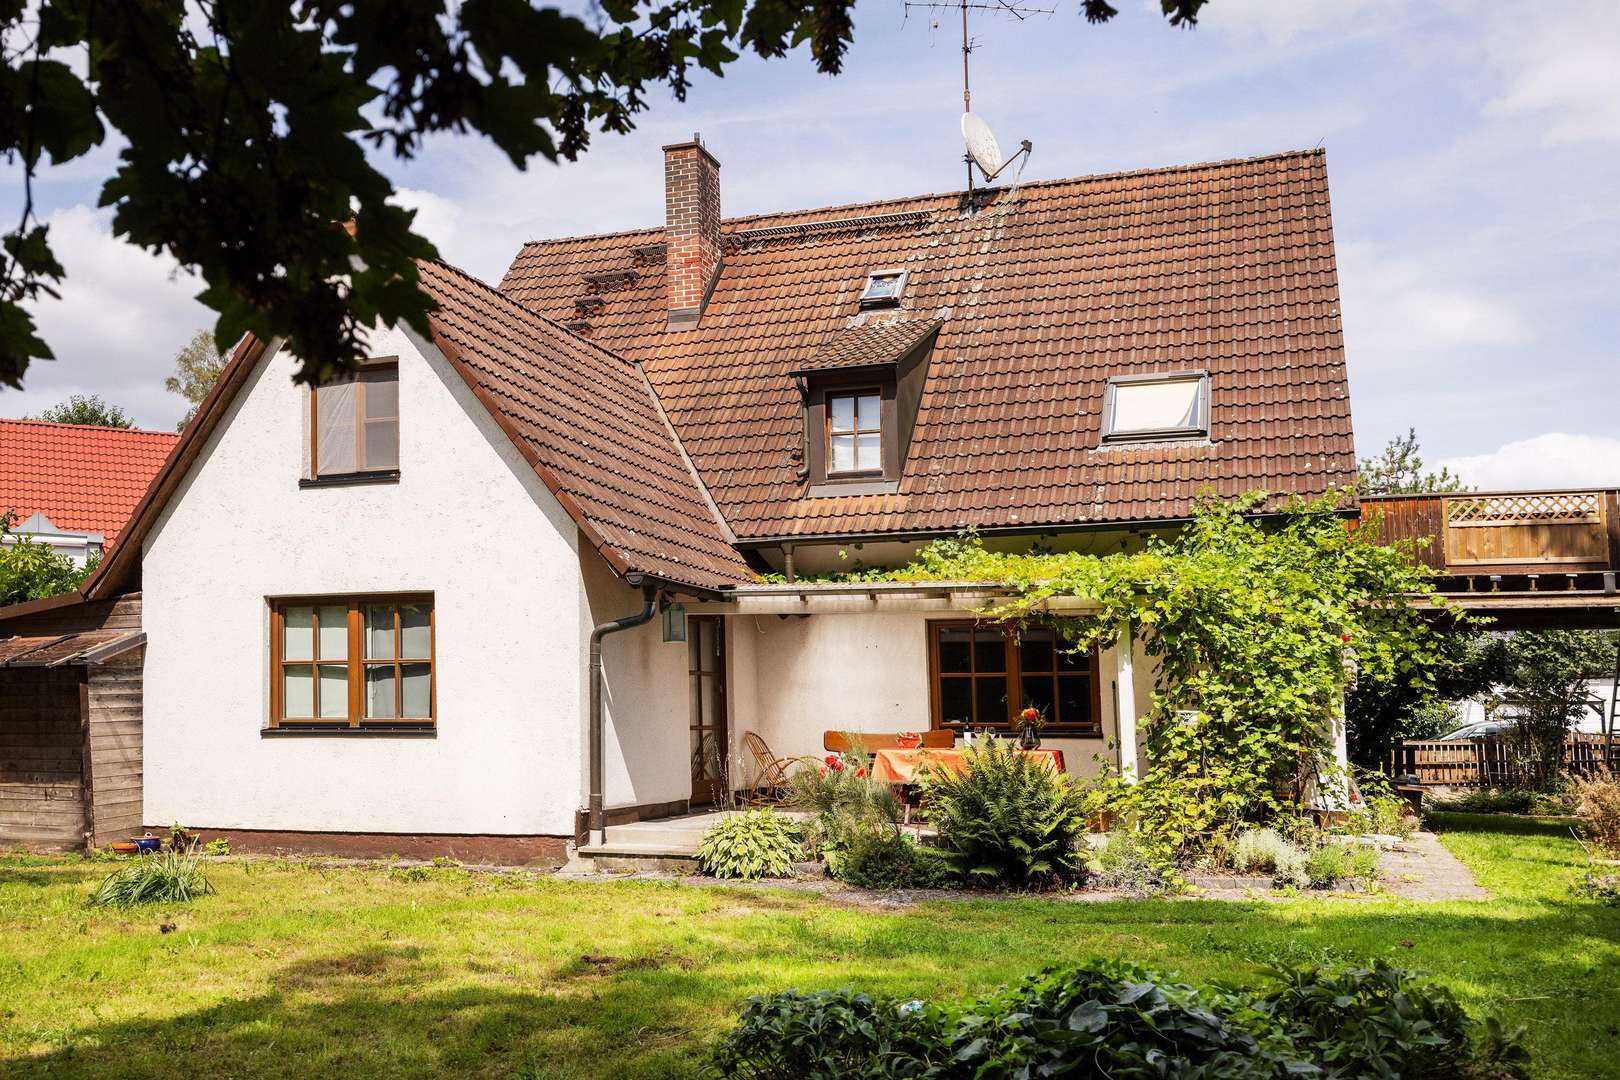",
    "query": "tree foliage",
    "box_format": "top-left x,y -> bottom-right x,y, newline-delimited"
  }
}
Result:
0,0 -> 1210,391
164,329 -> 228,430
1482,629 -> 1615,791
31,391 -> 132,427
0,508 -> 96,605
818,492 -> 1449,855
1358,427 -> 1467,495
